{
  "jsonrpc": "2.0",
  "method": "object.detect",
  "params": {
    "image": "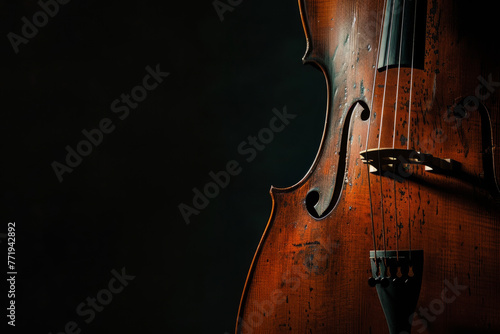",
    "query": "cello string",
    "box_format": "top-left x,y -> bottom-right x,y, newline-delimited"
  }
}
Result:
365,0 -> 390,267
377,0 -> 398,264
407,0 -> 419,262
392,0 -> 407,262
